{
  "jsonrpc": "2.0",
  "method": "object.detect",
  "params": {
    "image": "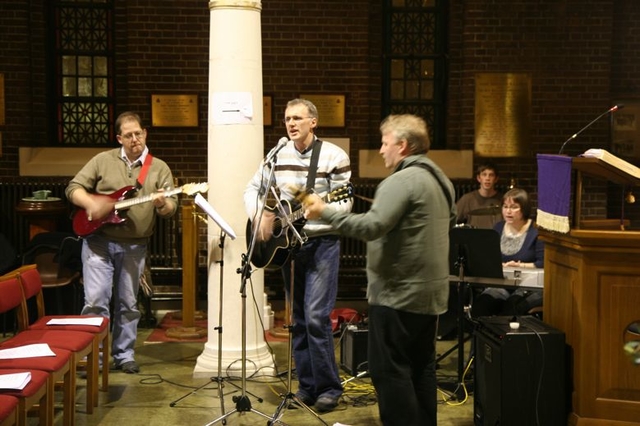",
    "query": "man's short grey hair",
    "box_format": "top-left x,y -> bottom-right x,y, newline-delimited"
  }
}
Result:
380,114 -> 430,154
